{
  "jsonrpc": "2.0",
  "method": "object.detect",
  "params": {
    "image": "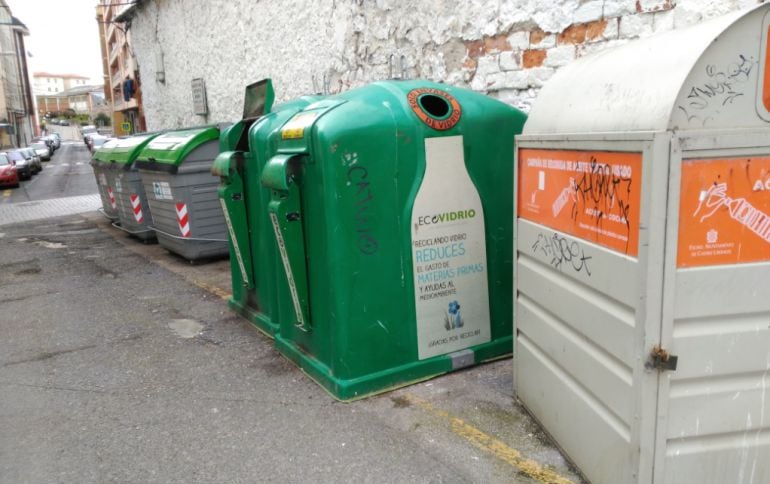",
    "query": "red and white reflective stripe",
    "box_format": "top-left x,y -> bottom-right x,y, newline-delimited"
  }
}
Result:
130,194 -> 143,223
107,187 -> 116,209
176,202 -> 191,237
